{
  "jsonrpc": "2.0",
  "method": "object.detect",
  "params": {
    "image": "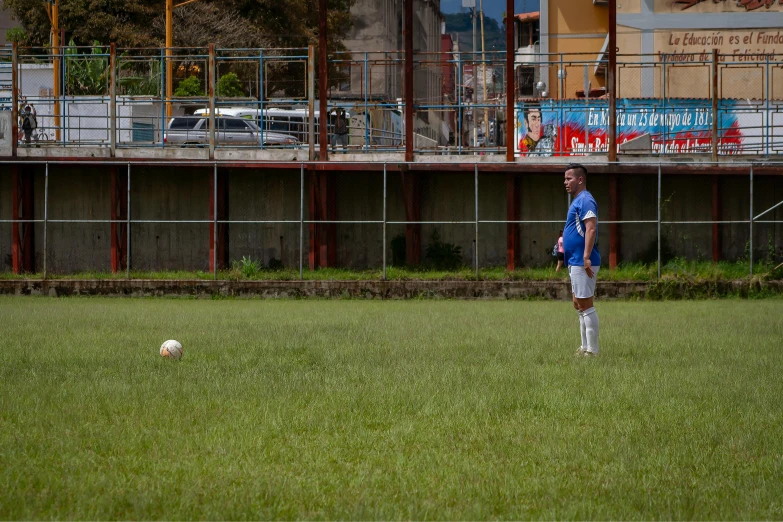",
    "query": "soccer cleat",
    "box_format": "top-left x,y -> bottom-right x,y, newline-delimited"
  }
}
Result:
574,346 -> 587,356
582,350 -> 598,357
